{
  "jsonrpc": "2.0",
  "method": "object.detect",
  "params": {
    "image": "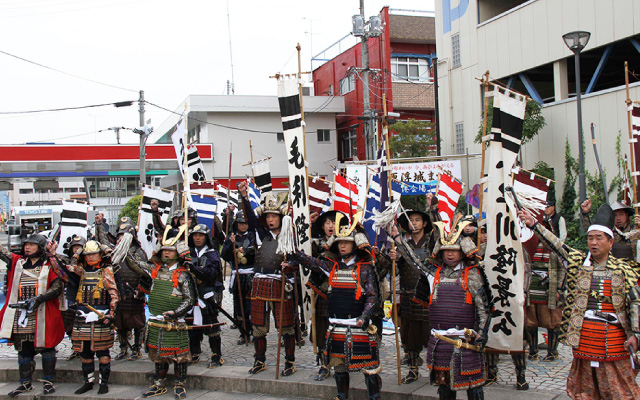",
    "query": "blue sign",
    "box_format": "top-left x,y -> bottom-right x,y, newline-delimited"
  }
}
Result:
18,209 -> 52,215
400,180 -> 438,195
442,0 -> 469,34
